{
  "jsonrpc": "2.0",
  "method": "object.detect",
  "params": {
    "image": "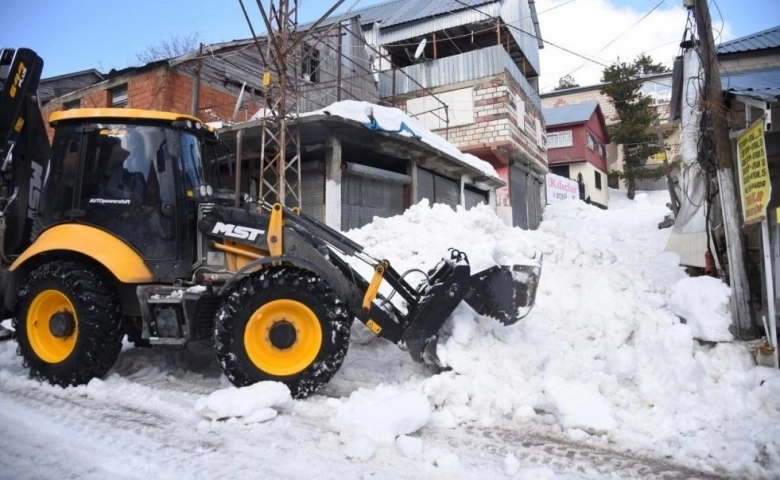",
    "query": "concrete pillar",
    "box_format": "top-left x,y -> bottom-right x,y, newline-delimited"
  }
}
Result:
459,176 -> 467,209
324,136 -> 342,230
407,161 -> 419,205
